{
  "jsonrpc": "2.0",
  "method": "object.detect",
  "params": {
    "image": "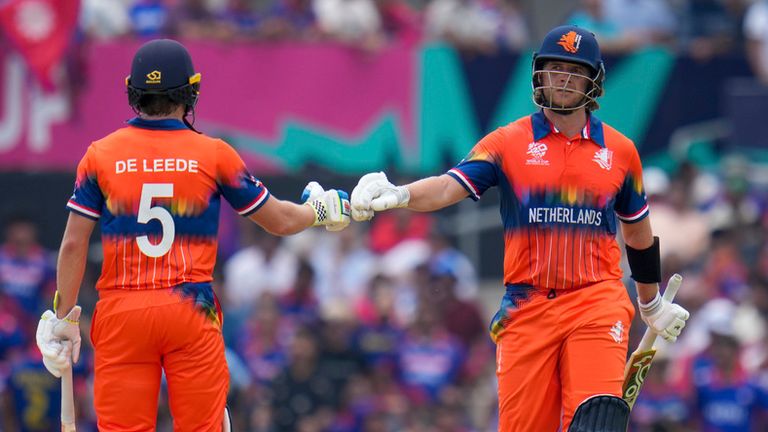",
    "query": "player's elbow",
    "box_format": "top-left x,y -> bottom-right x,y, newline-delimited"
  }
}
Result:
59,235 -> 90,256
